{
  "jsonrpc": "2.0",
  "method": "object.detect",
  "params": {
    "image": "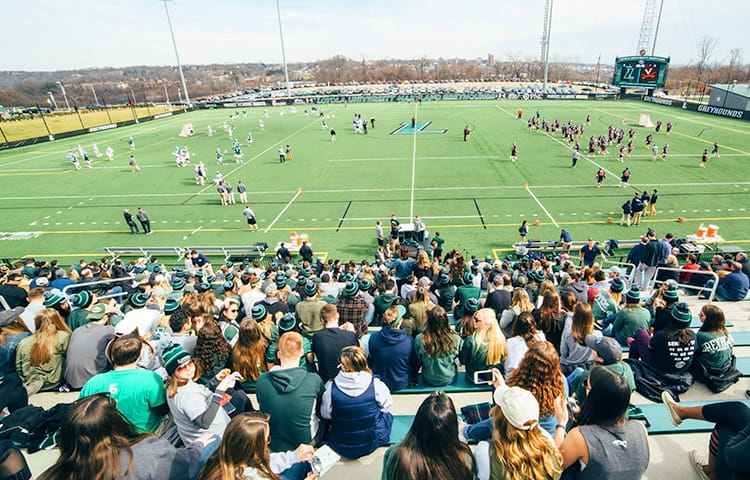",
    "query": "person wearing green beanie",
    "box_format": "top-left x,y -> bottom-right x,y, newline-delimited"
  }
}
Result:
611,287 -> 650,345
